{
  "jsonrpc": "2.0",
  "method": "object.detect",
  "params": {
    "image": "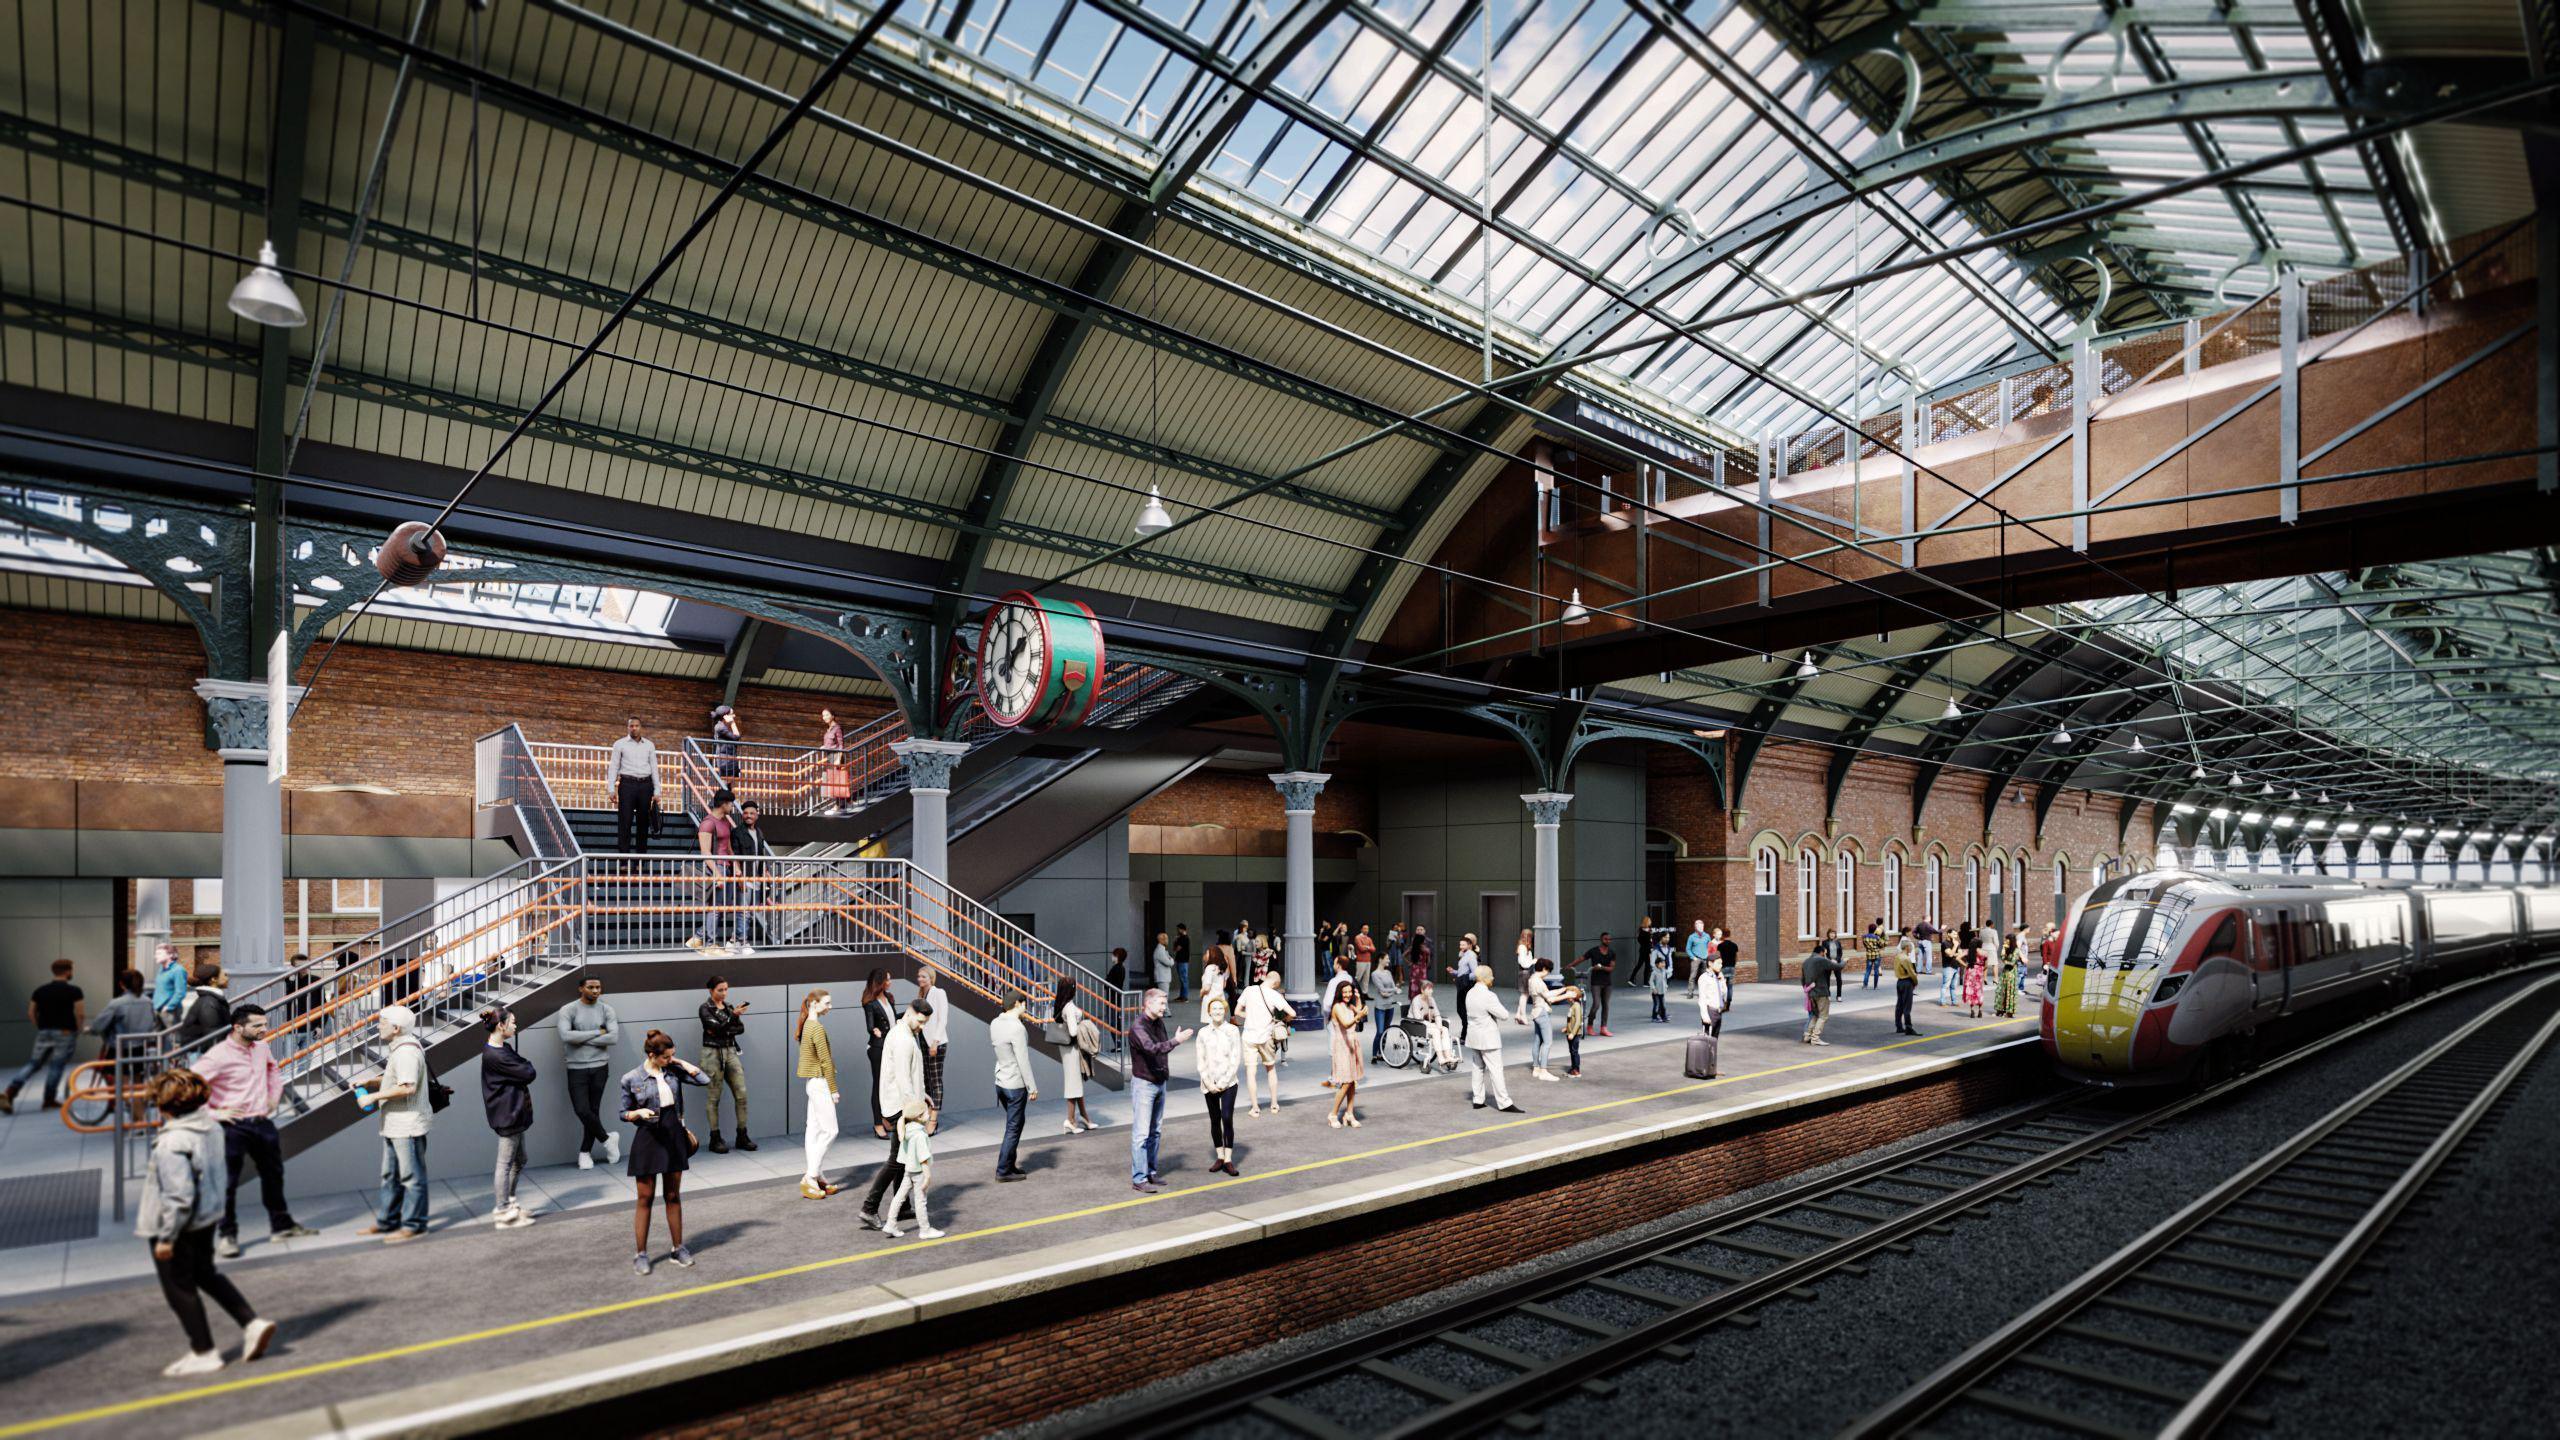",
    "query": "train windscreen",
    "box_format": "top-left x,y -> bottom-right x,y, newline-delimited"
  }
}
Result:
2065,877 -> 2197,971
